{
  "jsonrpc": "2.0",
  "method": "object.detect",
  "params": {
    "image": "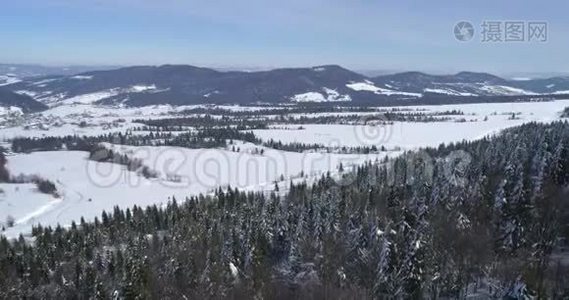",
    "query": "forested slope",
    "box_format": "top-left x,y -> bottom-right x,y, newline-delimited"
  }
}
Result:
2,122 -> 569,298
